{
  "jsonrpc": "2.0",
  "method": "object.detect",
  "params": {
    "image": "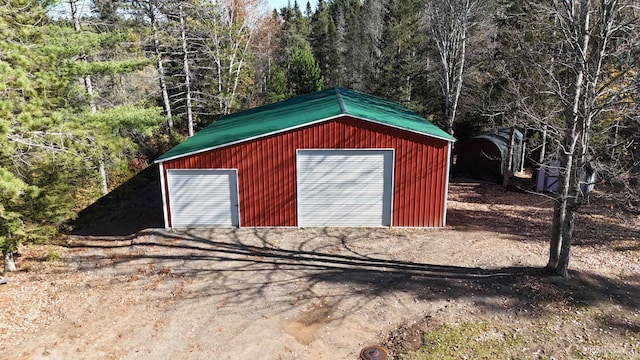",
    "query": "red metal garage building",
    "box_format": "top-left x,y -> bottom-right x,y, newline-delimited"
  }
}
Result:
155,88 -> 455,228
